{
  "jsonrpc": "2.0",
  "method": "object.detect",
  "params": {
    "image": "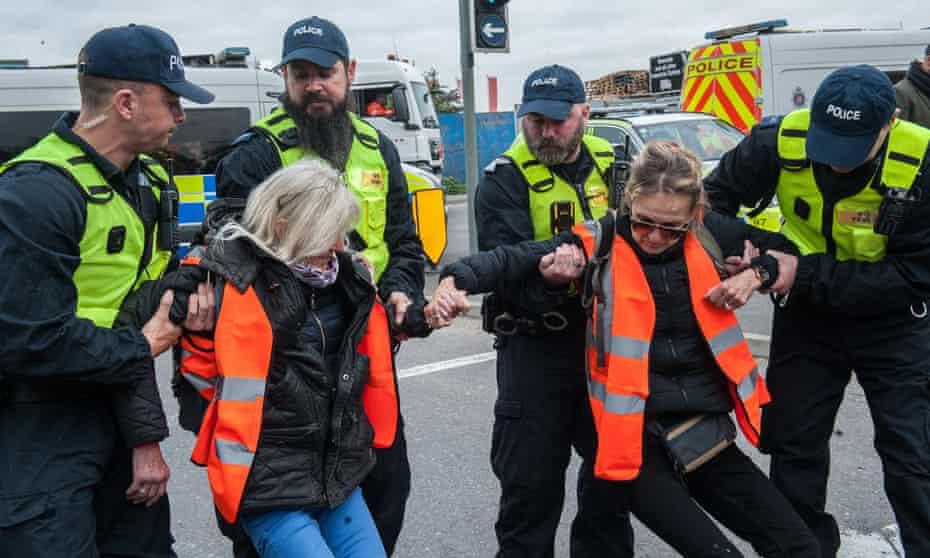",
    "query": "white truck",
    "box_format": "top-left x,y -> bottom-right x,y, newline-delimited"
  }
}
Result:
353,58 -> 444,175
